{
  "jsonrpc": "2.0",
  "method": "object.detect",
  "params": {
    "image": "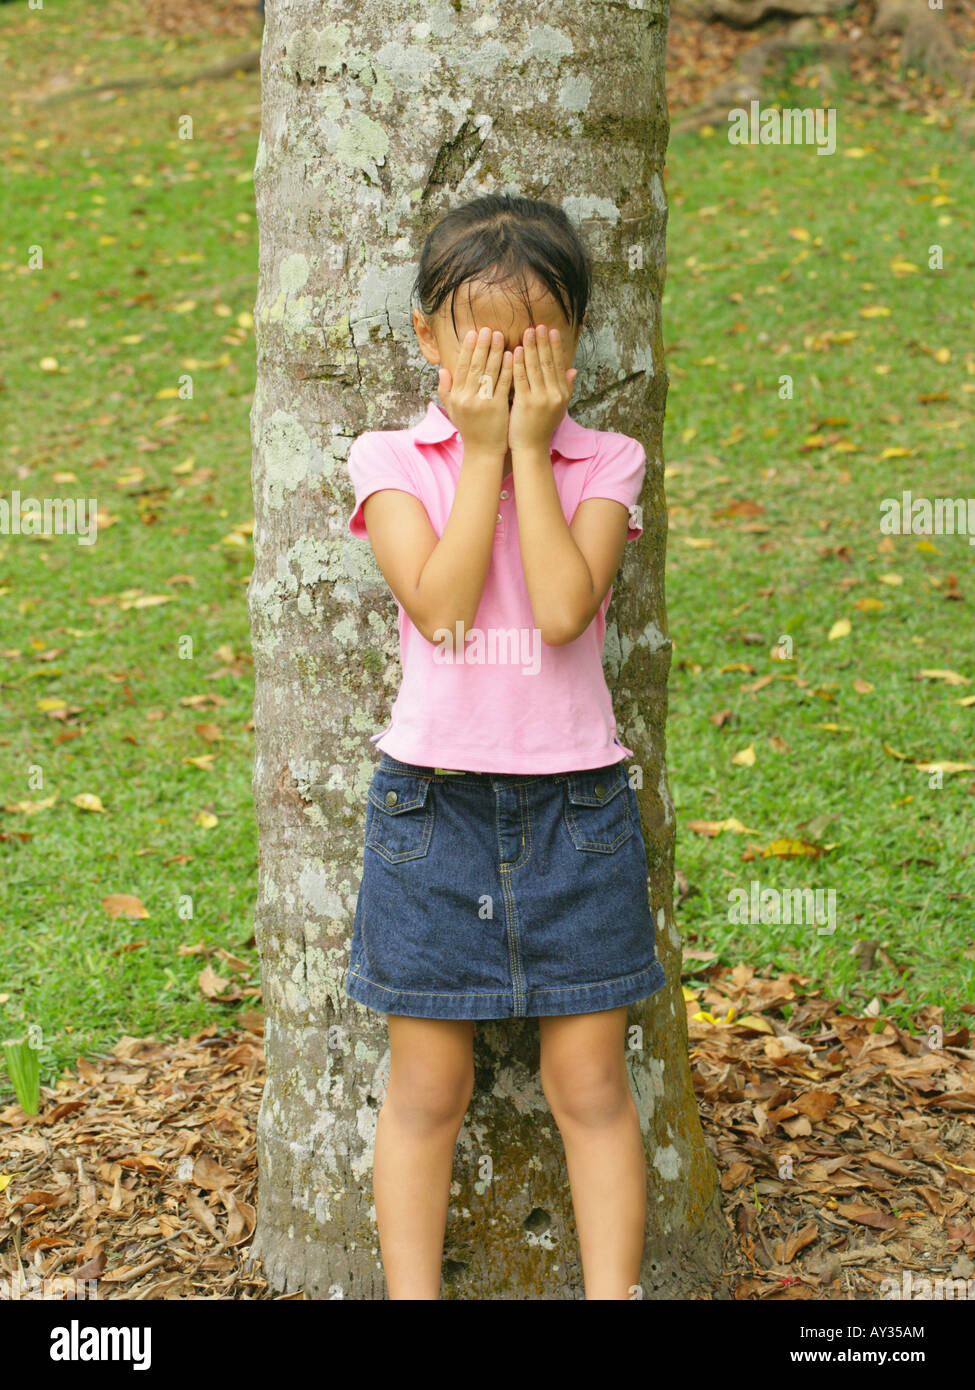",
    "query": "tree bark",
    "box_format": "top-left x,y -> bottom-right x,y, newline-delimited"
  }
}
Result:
245,0 -> 731,1300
